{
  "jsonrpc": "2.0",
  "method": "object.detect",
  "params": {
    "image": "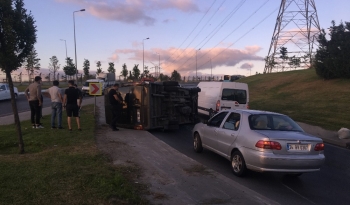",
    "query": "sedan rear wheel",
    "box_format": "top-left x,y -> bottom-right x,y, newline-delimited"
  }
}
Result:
231,151 -> 247,177
193,133 -> 203,153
